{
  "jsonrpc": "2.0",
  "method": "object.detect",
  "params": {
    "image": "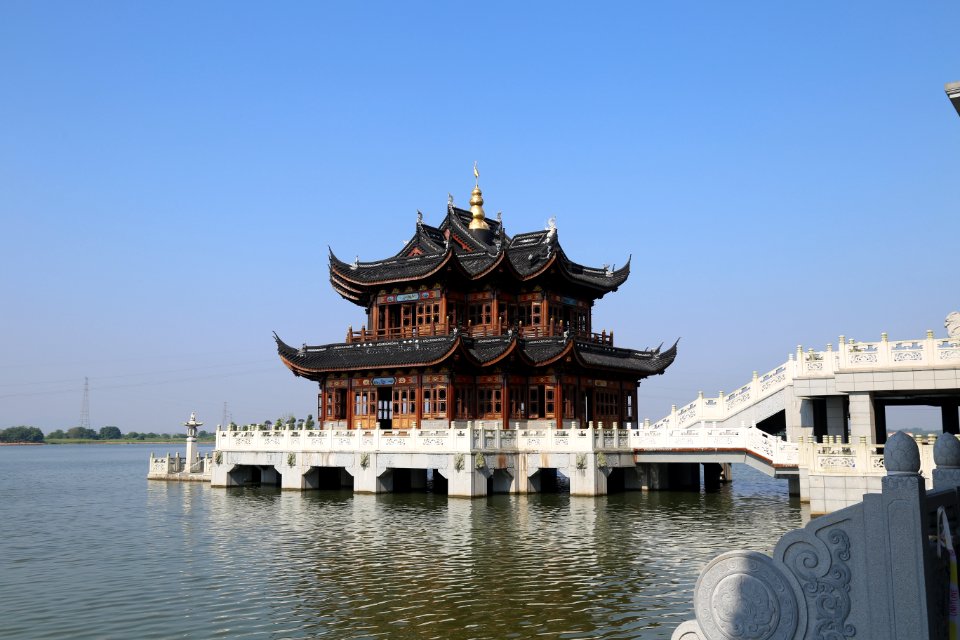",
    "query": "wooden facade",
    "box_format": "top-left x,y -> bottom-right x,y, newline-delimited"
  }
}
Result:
278,185 -> 675,429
